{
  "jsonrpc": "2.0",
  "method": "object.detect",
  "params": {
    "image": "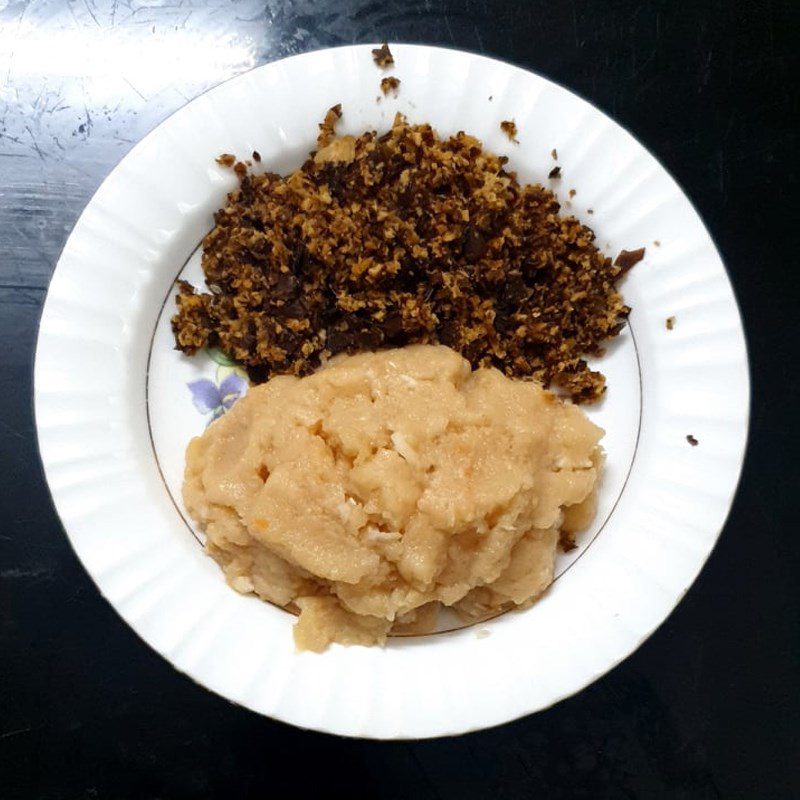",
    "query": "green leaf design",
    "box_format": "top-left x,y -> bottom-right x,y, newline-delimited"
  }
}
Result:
216,364 -> 250,385
206,347 -> 237,367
